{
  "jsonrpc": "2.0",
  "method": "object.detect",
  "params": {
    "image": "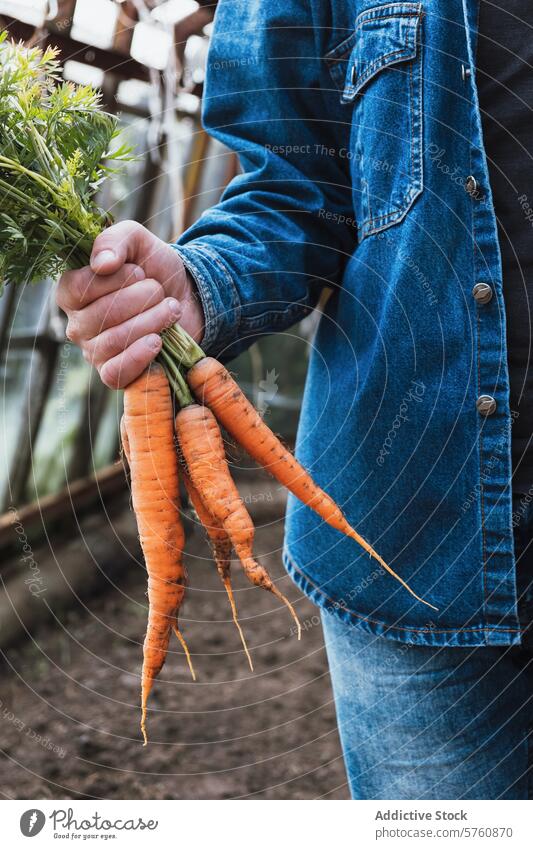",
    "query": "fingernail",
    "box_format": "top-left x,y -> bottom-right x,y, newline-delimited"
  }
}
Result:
167,298 -> 181,320
146,334 -> 162,353
92,249 -> 116,270
133,266 -> 145,282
